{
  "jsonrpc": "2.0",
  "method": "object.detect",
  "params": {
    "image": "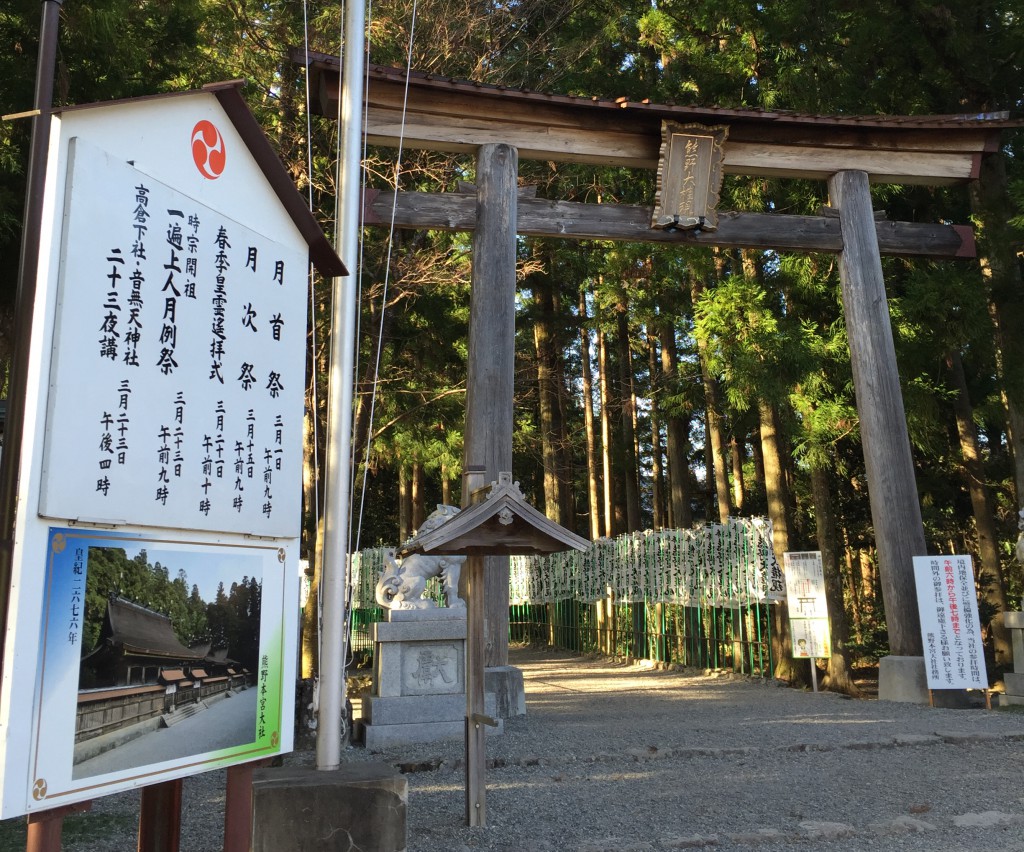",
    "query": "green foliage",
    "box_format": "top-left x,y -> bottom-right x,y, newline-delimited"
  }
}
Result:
3,0 -> 1024,666
82,547 -> 209,651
